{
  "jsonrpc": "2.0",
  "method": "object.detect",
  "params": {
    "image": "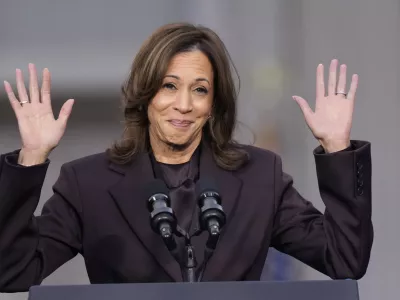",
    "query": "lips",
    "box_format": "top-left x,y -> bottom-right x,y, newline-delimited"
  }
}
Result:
168,119 -> 194,128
